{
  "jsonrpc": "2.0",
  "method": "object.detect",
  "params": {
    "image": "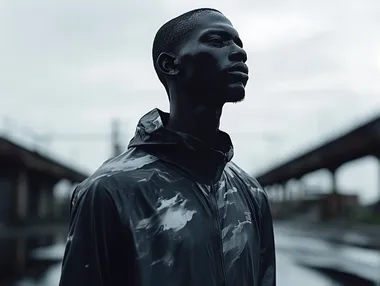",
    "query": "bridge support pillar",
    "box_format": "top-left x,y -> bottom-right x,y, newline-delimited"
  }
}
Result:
329,168 -> 338,194
279,184 -> 287,203
37,182 -> 55,246
16,169 -> 29,220
377,155 -> 380,200
13,169 -> 28,271
287,182 -> 293,201
38,183 -> 50,219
